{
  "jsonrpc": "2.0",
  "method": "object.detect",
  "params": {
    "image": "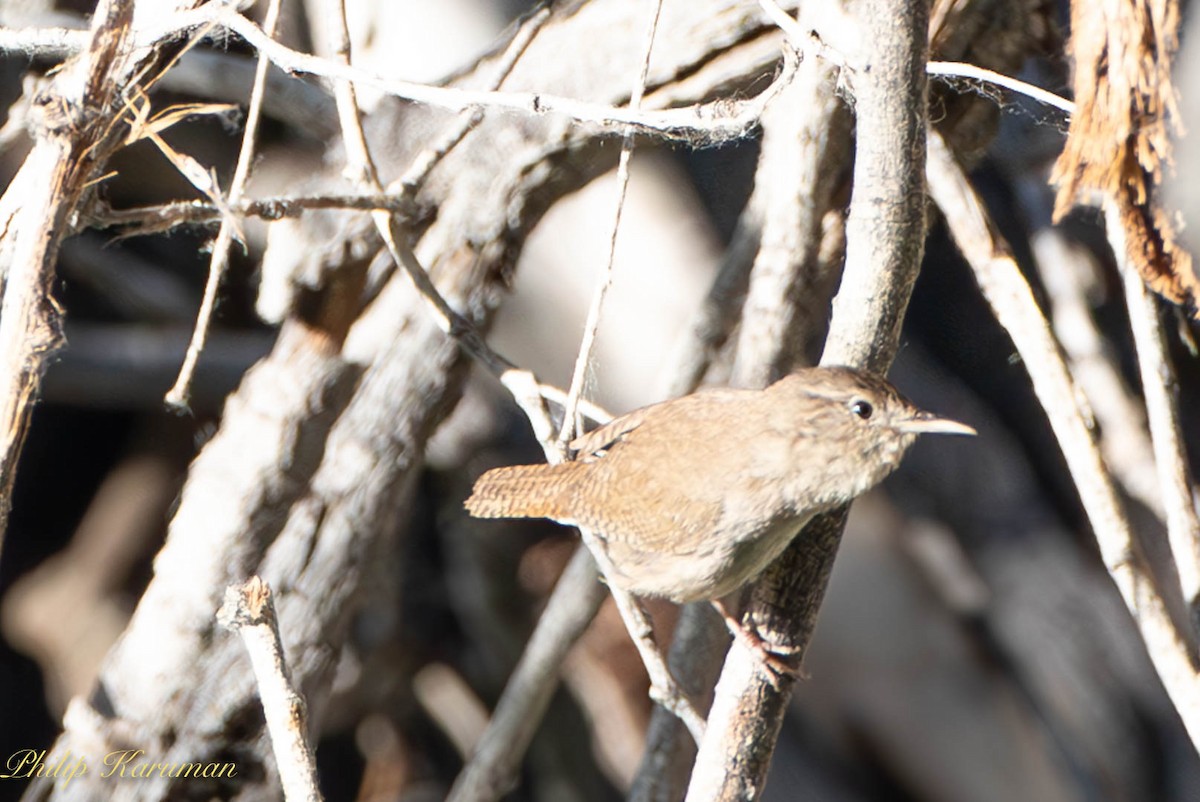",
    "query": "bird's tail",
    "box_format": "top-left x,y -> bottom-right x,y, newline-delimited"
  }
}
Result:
464,463 -> 579,520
